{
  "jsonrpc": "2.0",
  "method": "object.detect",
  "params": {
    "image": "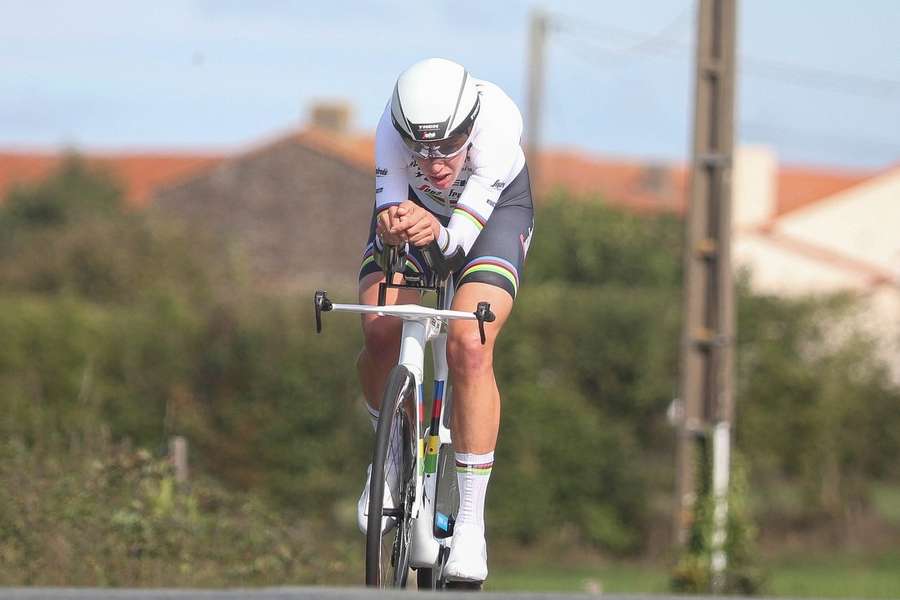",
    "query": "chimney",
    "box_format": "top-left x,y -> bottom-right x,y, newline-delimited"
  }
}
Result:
733,145 -> 777,229
308,101 -> 353,135
638,163 -> 674,205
